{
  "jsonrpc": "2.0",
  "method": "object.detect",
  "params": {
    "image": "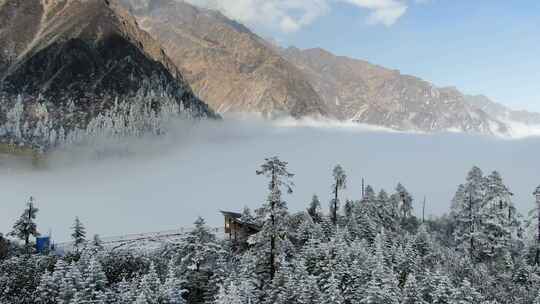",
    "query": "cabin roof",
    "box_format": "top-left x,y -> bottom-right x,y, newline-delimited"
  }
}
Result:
220,210 -> 242,218
221,210 -> 261,232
